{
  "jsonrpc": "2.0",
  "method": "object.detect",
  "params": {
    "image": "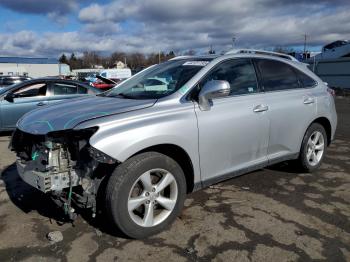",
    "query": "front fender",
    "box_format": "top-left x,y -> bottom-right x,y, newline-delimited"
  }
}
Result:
75,101 -> 201,185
